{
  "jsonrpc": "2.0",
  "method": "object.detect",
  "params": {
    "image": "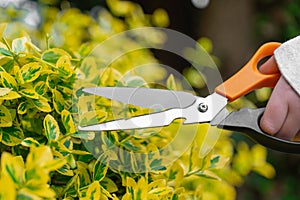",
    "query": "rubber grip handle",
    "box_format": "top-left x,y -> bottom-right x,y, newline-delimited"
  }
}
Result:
215,42 -> 281,101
